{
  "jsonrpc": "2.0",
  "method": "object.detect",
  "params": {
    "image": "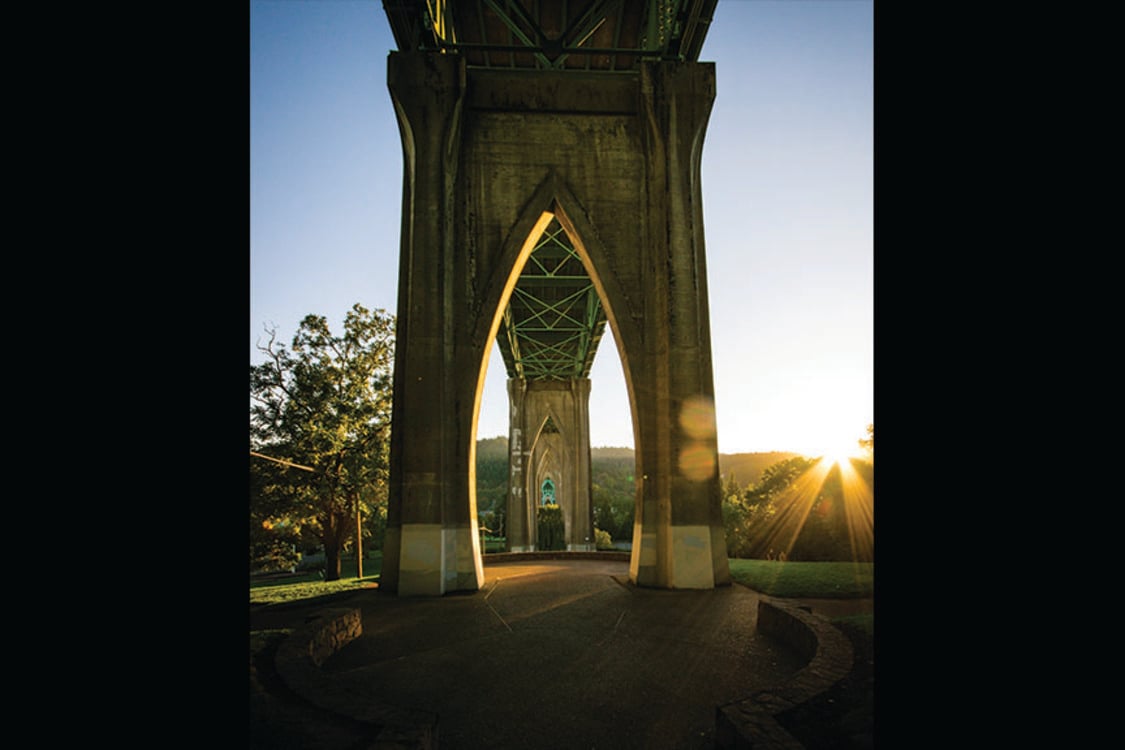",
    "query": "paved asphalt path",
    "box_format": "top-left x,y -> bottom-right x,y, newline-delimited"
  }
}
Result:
251,559 -> 819,749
